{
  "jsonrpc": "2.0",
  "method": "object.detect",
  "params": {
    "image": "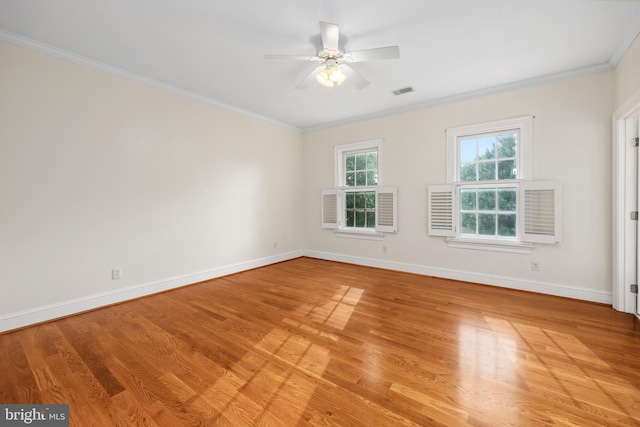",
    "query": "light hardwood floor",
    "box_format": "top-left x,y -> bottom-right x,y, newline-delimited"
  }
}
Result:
2,257 -> 640,426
